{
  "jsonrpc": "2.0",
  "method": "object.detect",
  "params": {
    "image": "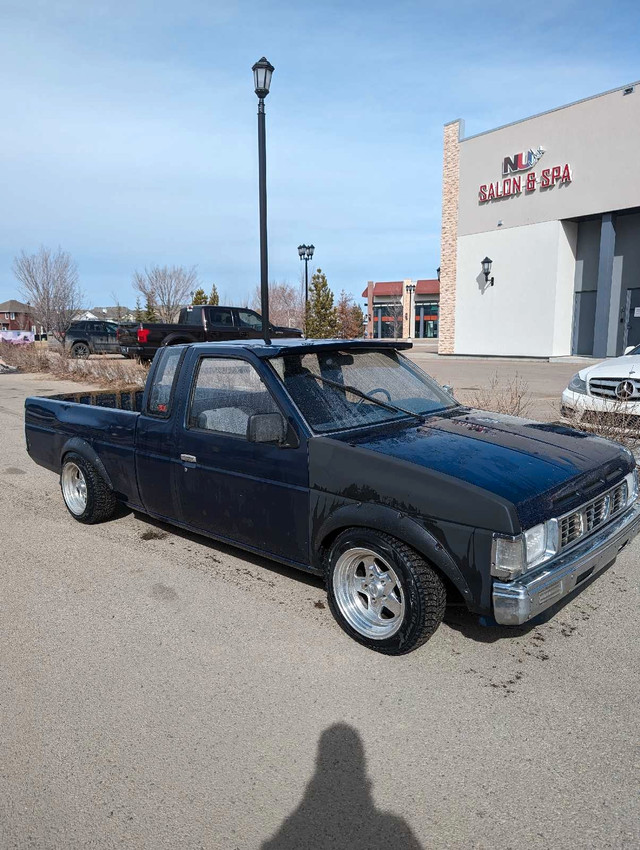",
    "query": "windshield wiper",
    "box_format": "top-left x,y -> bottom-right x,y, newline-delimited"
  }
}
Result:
304,371 -> 424,423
